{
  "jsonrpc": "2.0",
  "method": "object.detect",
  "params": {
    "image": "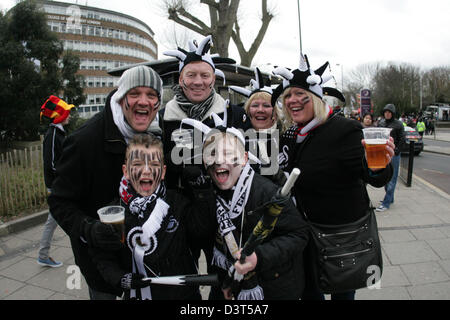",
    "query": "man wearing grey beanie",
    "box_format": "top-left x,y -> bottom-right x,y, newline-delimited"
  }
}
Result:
48,65 -> 163,300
